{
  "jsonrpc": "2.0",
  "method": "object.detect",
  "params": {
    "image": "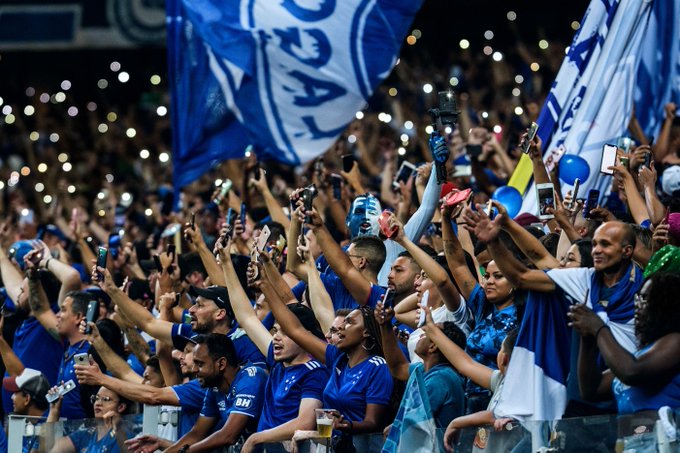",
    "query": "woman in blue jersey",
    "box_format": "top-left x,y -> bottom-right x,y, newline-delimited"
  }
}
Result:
571,272 -> 680,413
252,257 -> 394,451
